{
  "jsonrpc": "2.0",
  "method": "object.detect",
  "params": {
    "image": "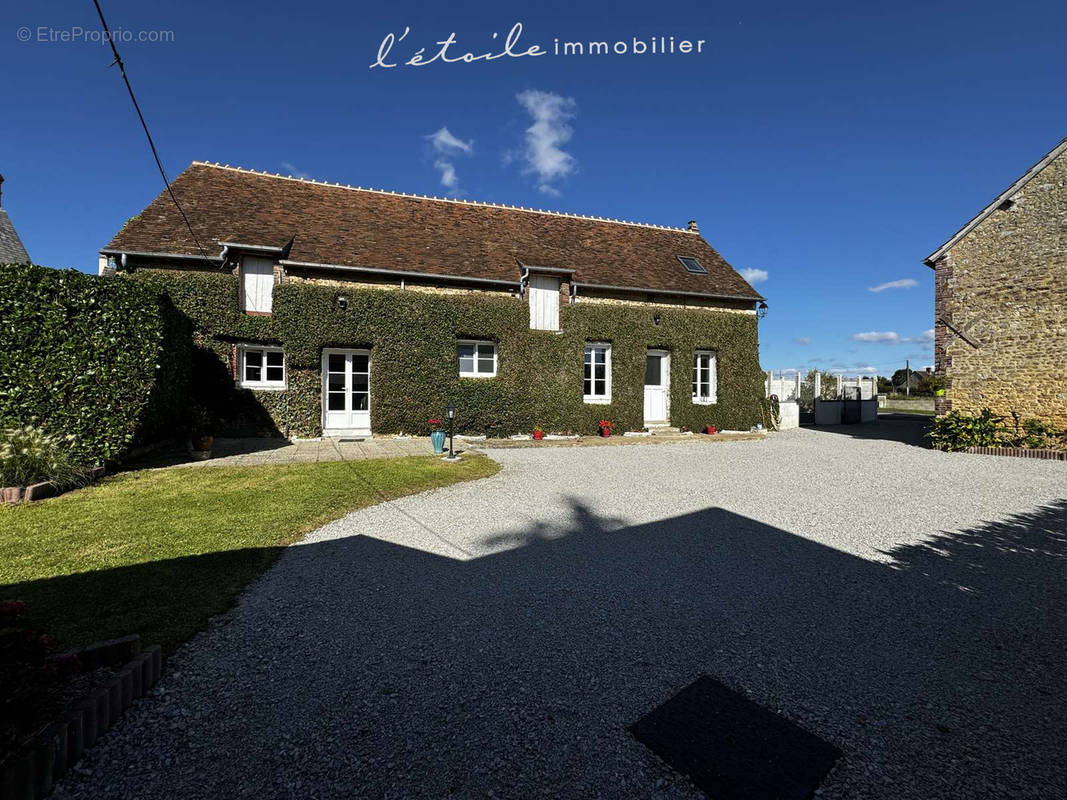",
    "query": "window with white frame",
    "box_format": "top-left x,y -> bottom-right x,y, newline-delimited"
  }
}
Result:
240,346 -> 286,389
583,343 -> 611,403
692,350 -> 717,403
457,340 -> 497,378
